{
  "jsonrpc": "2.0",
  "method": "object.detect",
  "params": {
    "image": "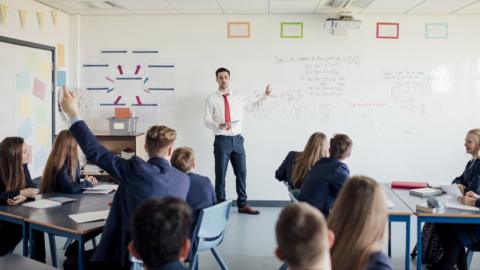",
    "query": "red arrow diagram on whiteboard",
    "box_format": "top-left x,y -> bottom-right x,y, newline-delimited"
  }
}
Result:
114,96 -> 122,105
135,96 -> 142,105
117,65 -> 123,75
